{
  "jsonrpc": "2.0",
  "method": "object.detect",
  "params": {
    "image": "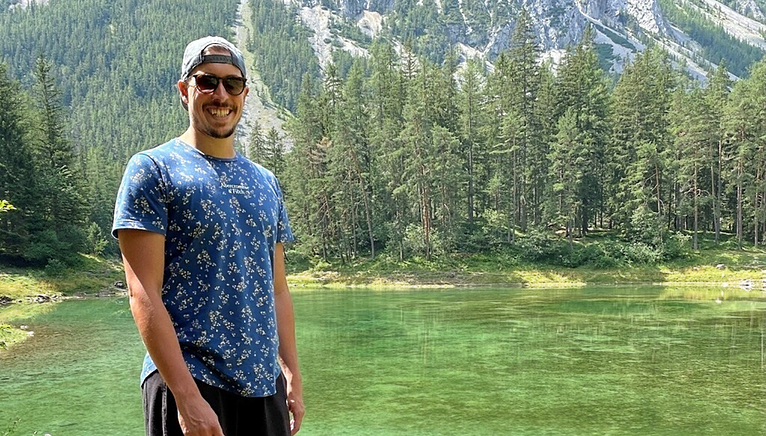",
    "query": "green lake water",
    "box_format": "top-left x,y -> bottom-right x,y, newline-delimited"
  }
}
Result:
1,286 -> 765,435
